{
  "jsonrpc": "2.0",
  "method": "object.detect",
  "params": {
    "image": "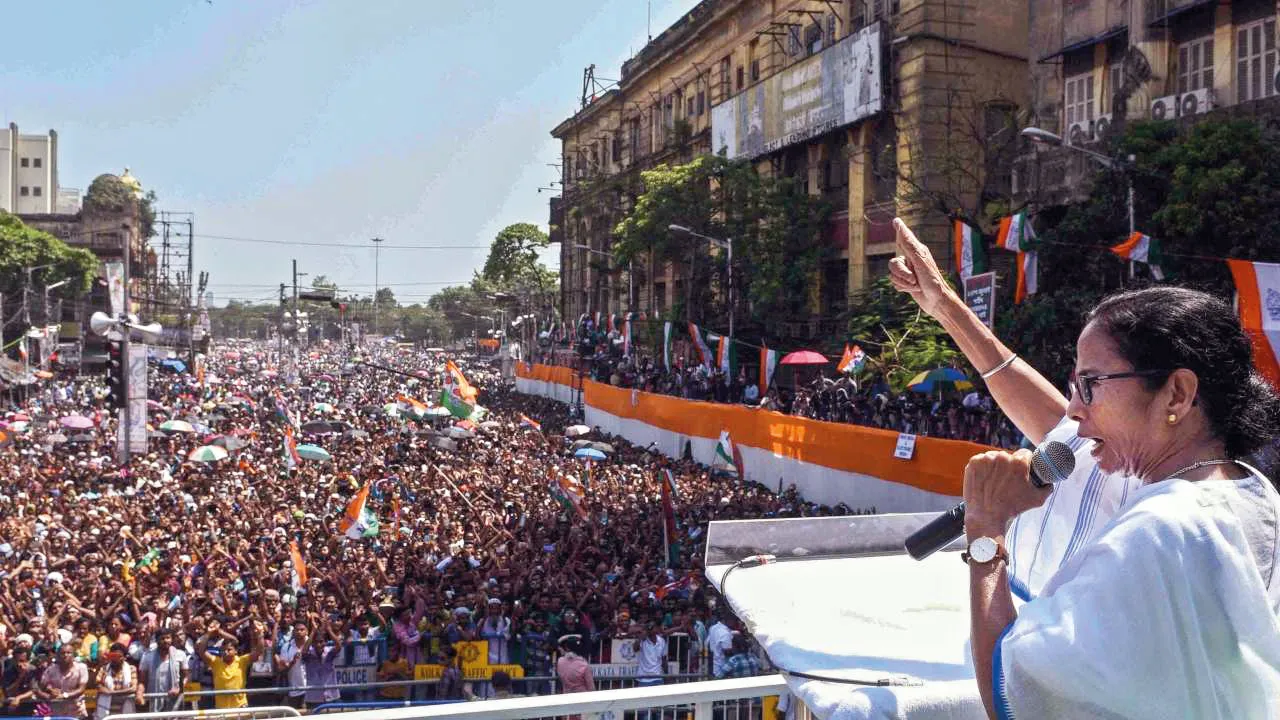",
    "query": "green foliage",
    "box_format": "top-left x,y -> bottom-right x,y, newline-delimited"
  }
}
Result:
999,118 -> 1280,387
482,223 -> 549,285
82,174 -> 157,239
613,154 -> 831,335
0,212 -> 99,297
845,277 -> 961,392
